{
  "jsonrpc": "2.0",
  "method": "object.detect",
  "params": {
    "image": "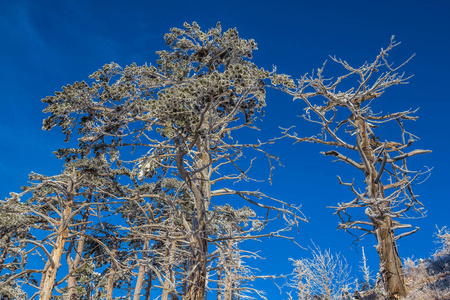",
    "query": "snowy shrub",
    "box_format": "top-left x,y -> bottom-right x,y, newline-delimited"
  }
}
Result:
286,244 -> 353,300
402,226 -> 450,300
